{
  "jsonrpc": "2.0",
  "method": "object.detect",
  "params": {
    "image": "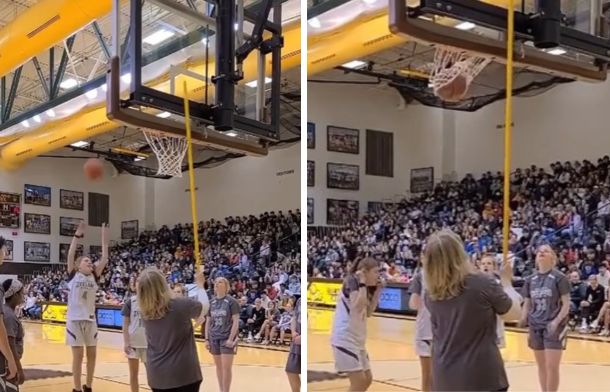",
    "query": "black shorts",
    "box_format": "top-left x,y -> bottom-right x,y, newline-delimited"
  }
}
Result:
151,380 -> 201,392
285,352 -> 300,374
